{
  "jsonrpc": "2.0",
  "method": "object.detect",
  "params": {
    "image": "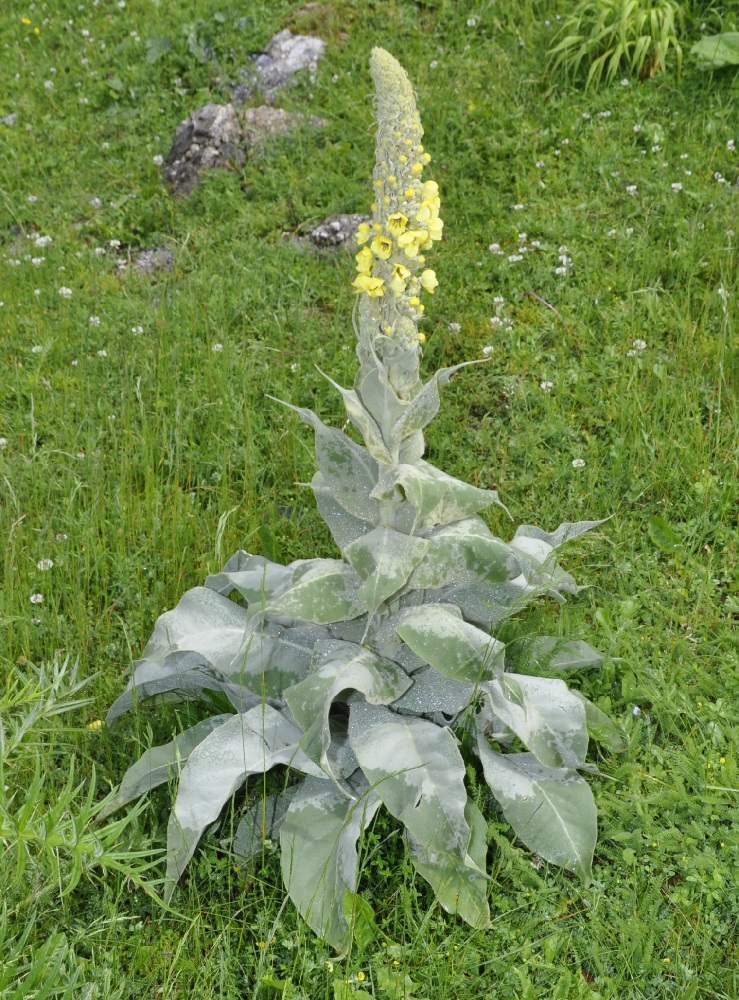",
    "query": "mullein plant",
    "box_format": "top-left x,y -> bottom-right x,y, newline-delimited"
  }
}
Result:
103,48 -> 625,950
